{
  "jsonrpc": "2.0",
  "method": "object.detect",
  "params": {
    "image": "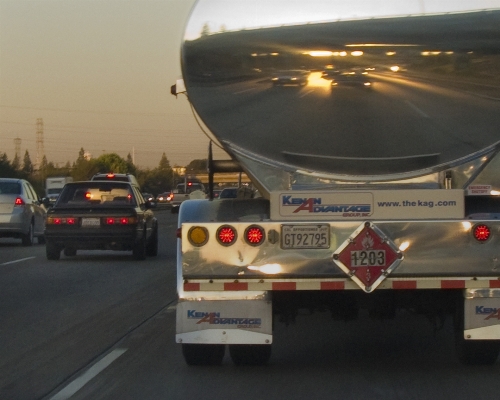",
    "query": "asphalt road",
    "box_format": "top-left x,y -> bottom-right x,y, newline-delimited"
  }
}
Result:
1,208 -> 500,400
